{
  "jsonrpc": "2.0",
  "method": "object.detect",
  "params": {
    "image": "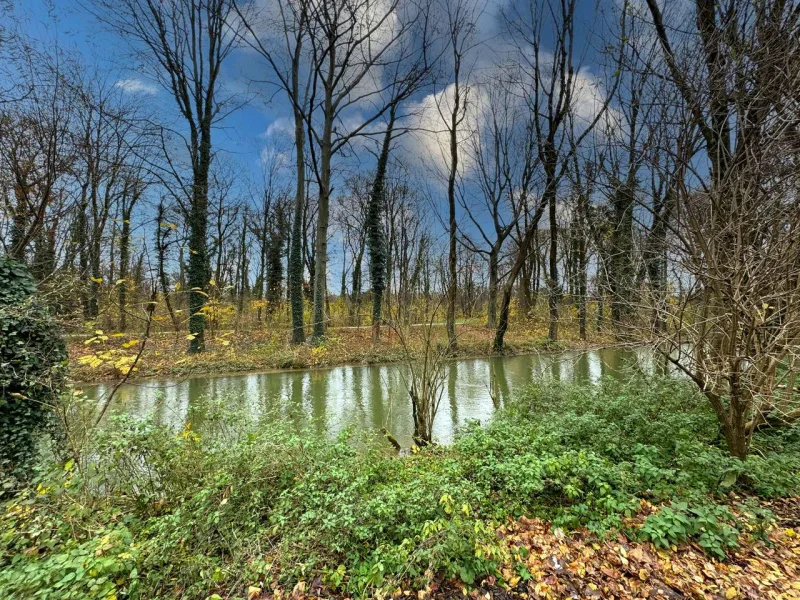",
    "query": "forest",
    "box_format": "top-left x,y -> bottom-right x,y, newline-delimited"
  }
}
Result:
1,0 -> 799,598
